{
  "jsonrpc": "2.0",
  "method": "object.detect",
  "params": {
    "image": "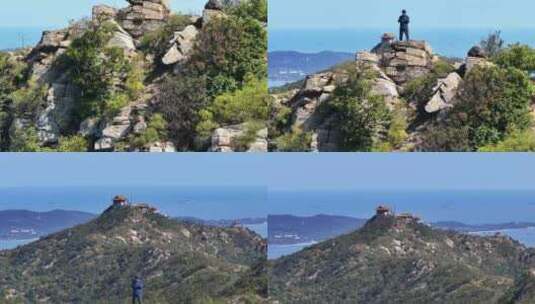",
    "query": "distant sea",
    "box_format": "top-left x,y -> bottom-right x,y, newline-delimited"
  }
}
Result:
0,238 -> 38,251
0,186 -> 267,220
245,222 -> 268,238
0,27 -> 43,50
269,28 -> 535,58
268,189 -> 535,259
269,227 -> 535,259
